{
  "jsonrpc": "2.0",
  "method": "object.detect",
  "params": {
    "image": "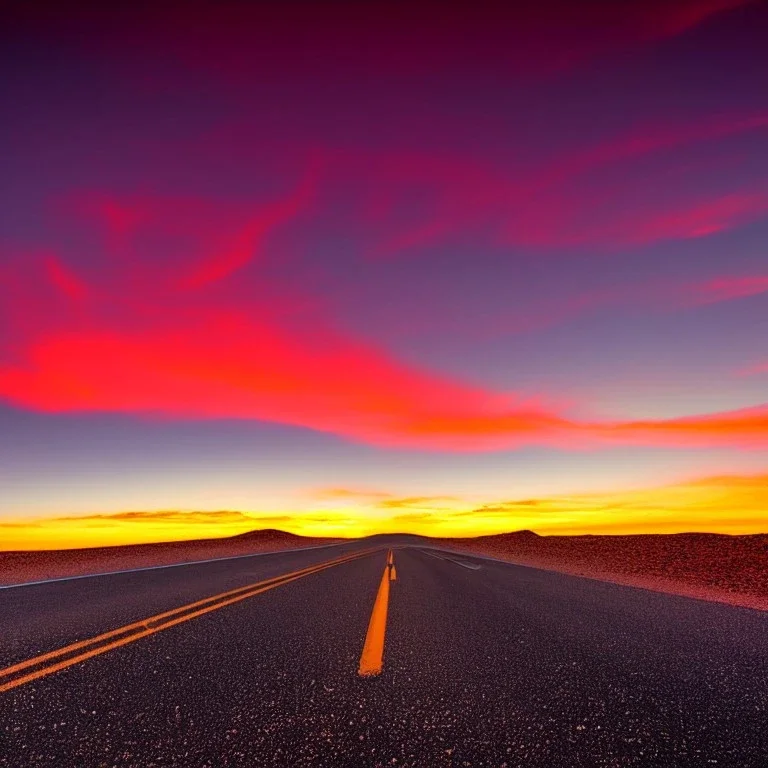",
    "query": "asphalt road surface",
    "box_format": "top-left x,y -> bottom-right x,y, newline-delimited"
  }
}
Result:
1,535 -> 767,767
